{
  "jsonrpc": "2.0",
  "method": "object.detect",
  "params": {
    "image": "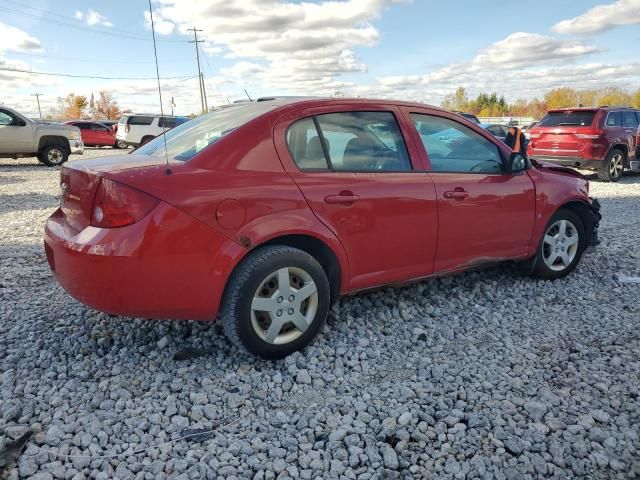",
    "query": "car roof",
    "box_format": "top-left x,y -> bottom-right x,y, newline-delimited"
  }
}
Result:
548,106 -> 638,112
254,97 -> 450,115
